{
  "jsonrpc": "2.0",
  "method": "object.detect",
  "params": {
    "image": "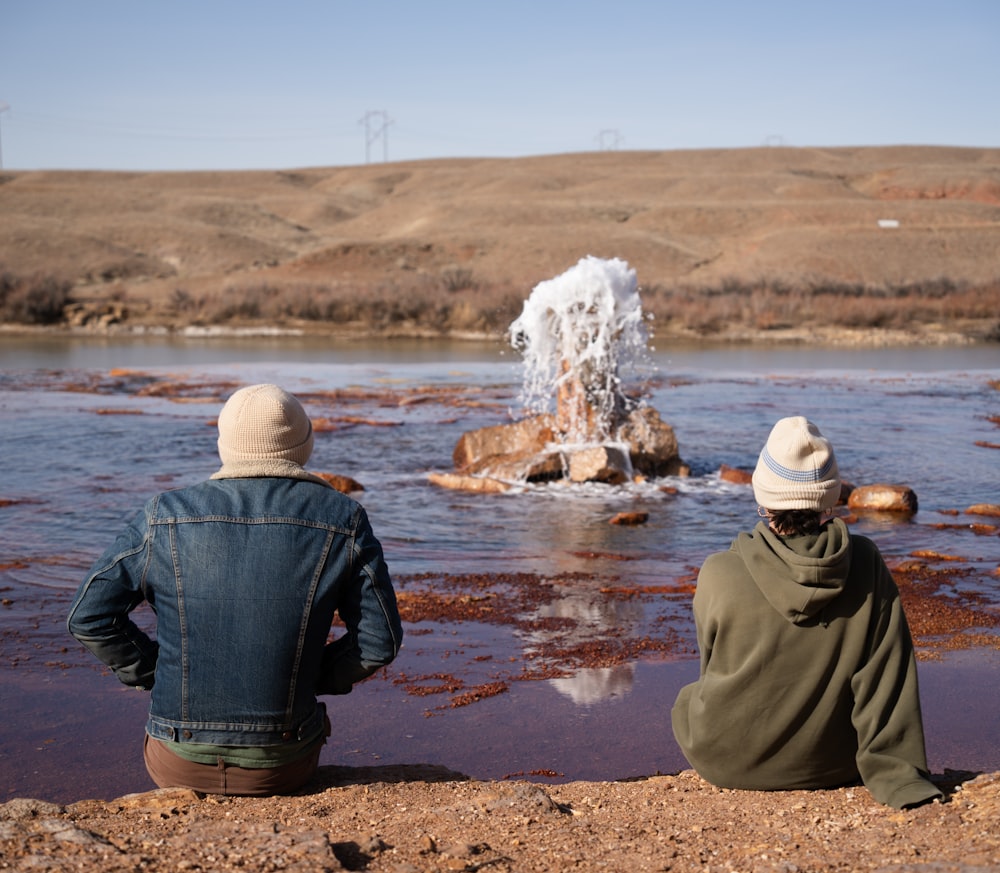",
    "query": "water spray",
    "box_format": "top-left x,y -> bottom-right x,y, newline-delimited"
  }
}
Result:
509,255 -> 650,442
